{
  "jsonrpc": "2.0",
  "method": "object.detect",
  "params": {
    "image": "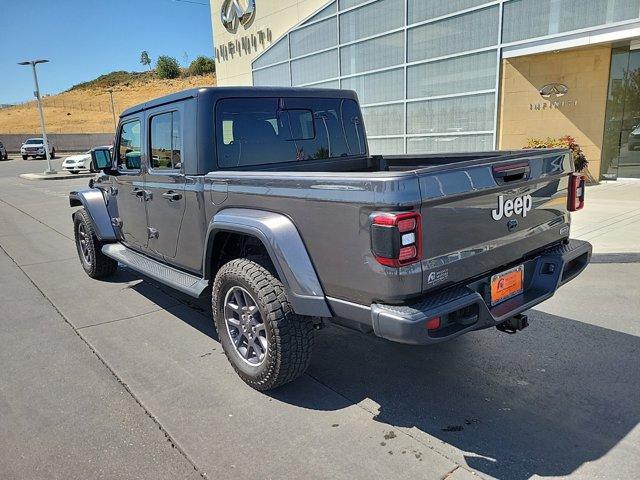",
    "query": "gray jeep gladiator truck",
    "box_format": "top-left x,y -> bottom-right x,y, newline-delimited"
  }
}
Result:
70,87 -> 591,390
